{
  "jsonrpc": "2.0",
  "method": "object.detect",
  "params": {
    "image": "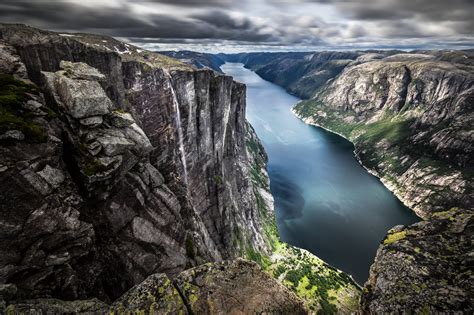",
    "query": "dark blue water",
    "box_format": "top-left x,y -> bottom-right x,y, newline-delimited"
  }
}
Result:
222,63 -> 419,284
